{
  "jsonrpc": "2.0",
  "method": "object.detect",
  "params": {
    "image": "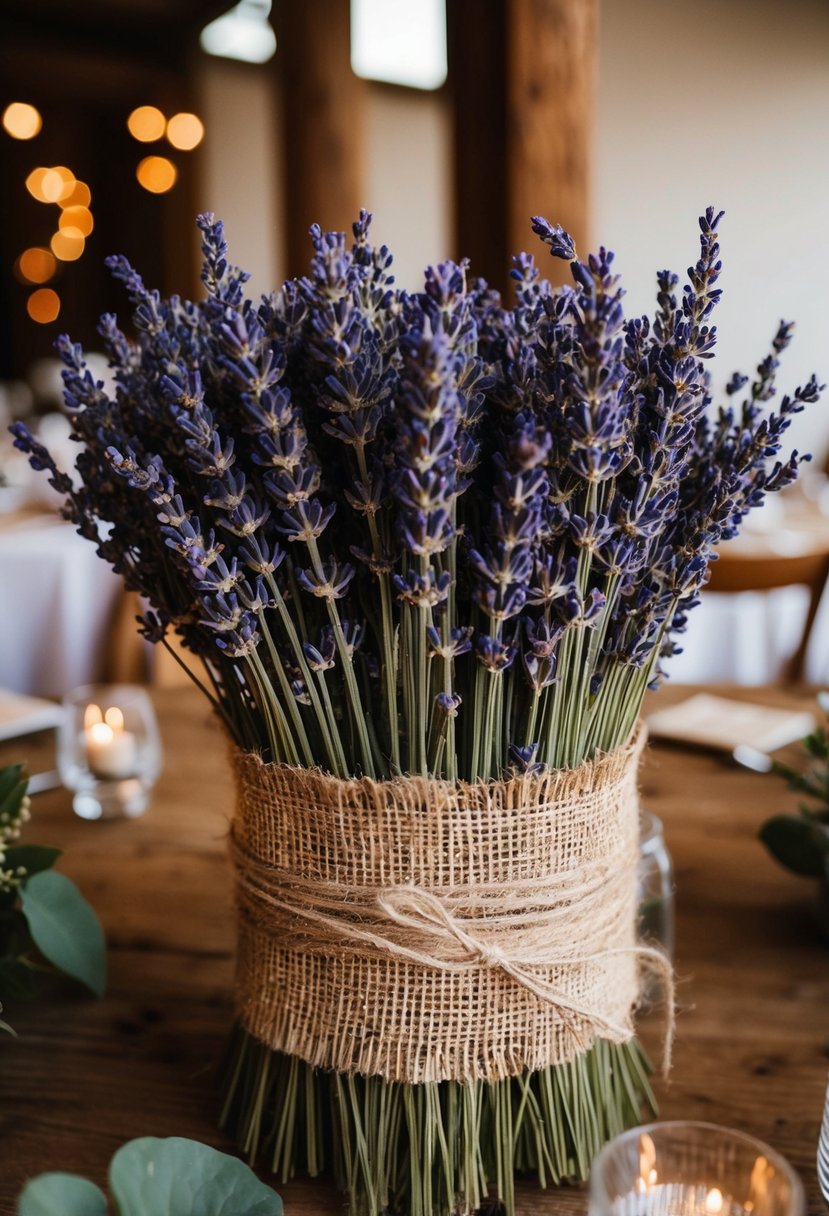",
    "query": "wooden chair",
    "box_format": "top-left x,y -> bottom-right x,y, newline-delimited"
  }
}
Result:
706,546 -> 829,682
